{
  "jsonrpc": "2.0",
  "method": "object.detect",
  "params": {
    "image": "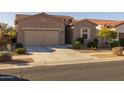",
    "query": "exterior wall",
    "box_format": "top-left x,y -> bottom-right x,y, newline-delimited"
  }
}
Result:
119,33 -> 124,39
16,14 -> 65,45
115,24 -> 124,39
72,20 -> 97,43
